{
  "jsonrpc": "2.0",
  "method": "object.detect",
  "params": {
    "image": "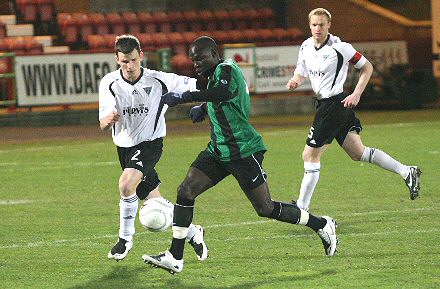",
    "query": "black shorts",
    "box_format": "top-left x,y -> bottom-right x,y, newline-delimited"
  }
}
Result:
191,150 -> 267,191
306,93 -> 362,148
117,138 -> 163,199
